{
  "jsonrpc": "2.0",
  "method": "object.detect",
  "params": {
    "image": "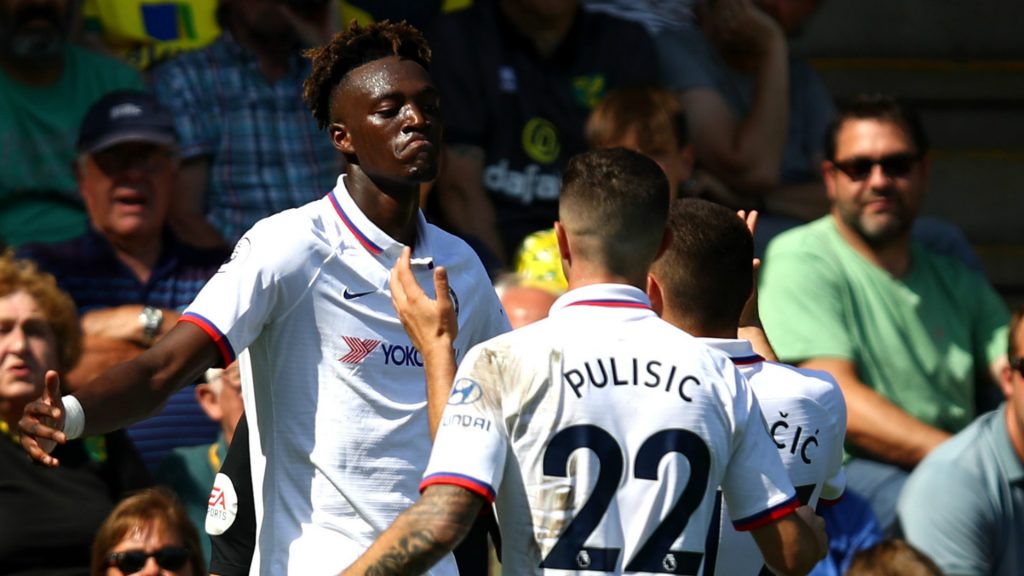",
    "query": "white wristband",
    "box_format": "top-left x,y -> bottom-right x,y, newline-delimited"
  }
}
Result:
62,395 -> 85,440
